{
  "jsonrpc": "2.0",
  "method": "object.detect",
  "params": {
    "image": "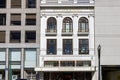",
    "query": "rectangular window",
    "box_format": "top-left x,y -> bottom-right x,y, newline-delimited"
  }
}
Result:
60,61 -> 75,67
24,48 -> 36,67
26,0 -> 36,8
9,49 -> 21,61
11,0 -> 21,8
76,61 -> 91,67
0,31 -> 5,43
0,14 -> 6,25
77,0 -> 89,3
25,31 -> 36,43
46,0 -> 58,3
44,61 -> 59,67
0,49 -> 6,61
79,39 -> 89,54
11,14 -> 21,25
10,31 -> 21,43
47,39 -> 56,55
0,49 -> 6,68
61,0 -> 74,3
26,14 -> 36,25
0,0 -> 6,8
63,39 -> 73,55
